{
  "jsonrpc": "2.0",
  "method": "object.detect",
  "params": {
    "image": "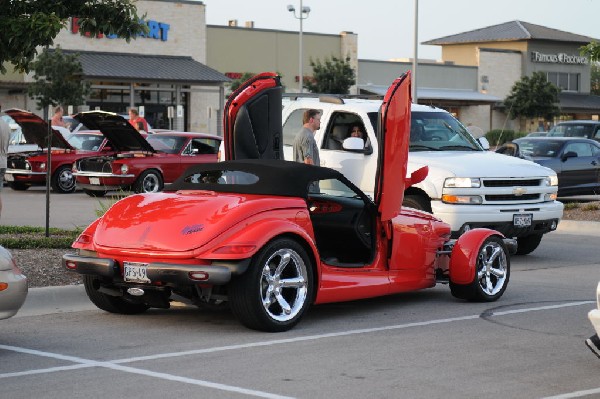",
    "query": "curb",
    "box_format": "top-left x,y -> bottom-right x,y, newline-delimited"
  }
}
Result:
556,220 -> 600,237
15,284 -> 94,318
